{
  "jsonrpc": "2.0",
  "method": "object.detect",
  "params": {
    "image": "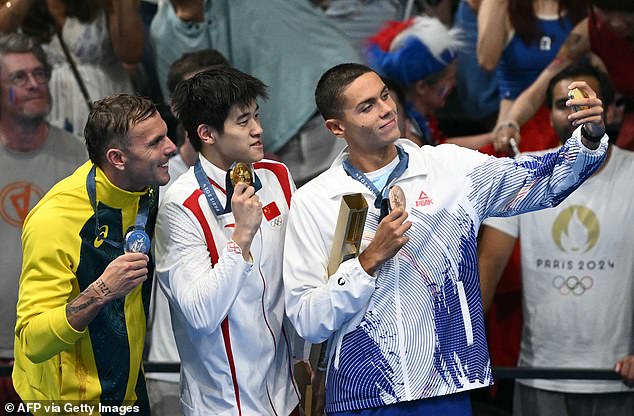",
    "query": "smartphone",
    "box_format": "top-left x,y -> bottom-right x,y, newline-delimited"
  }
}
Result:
568,88 -> 589,113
